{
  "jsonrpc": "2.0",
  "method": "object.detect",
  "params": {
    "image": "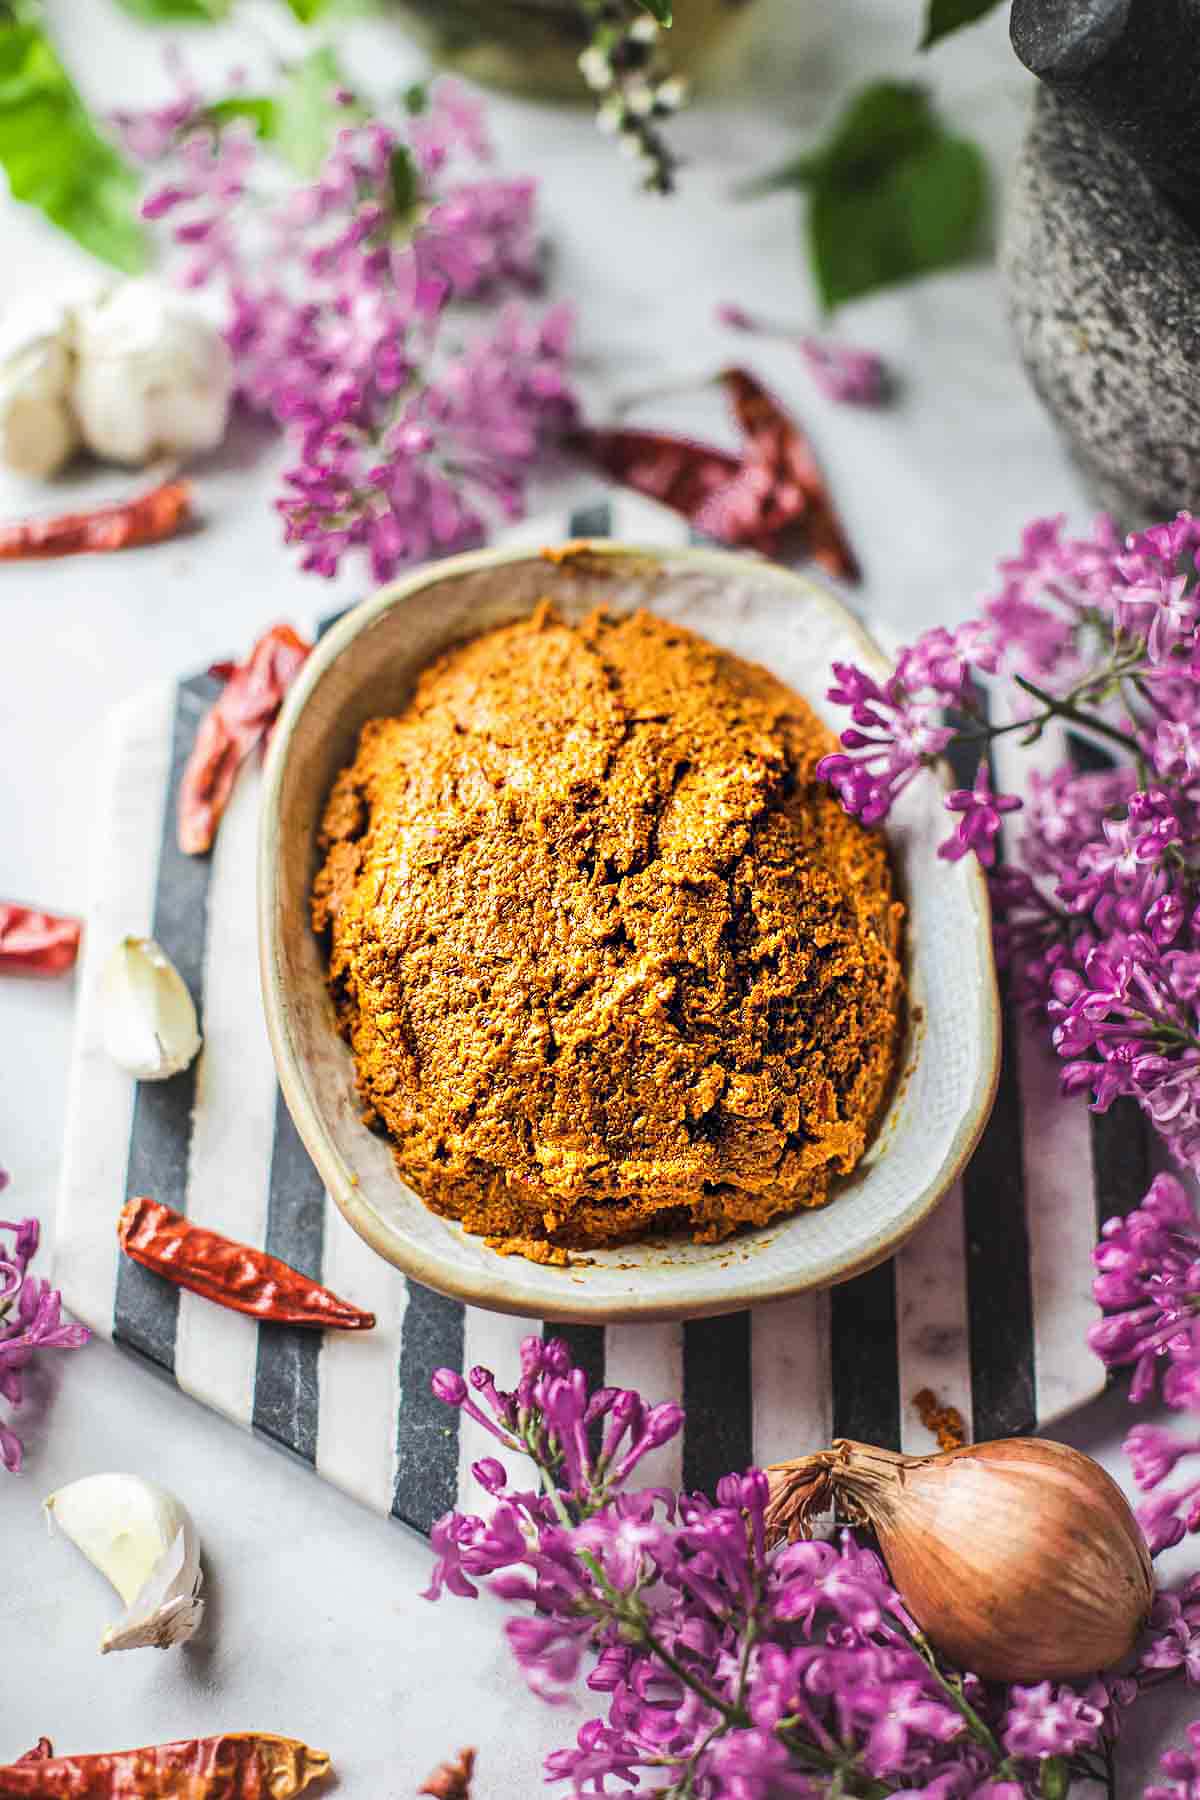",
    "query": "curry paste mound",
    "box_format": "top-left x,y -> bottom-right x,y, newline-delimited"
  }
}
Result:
312,604 -> 905,1265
